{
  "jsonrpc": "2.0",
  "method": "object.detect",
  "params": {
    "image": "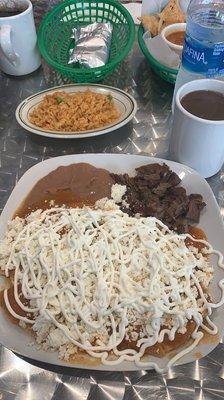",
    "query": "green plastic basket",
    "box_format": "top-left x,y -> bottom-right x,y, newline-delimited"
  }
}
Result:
38,0 -> 135,83
138,24 -> 178,85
